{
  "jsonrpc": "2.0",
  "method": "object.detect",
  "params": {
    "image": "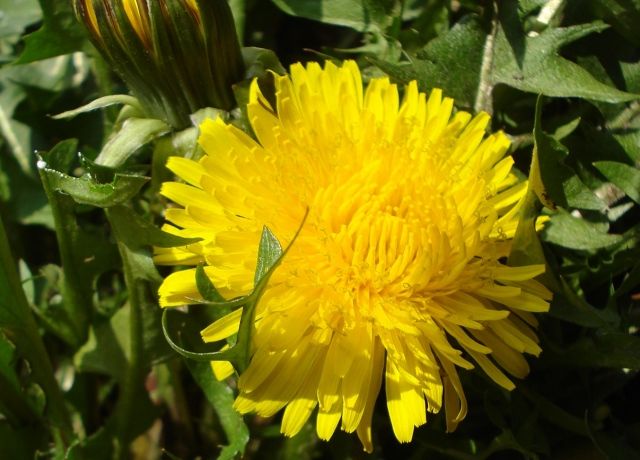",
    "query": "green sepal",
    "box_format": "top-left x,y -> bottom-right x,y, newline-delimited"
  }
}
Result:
107,205 -> 201,250
52,95 -> 144,120
95,117 -> 170,168
196,264 -> 226,303
163,209 -> 308,373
